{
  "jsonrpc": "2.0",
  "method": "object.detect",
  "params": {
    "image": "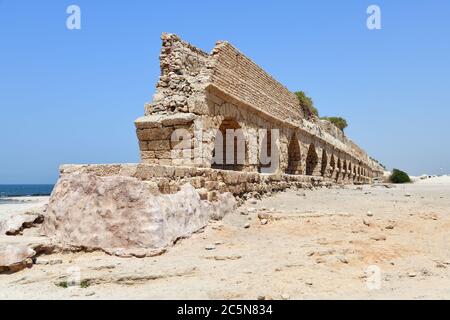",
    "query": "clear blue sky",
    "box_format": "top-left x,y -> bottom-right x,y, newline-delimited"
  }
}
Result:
1,0 -> 449,184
